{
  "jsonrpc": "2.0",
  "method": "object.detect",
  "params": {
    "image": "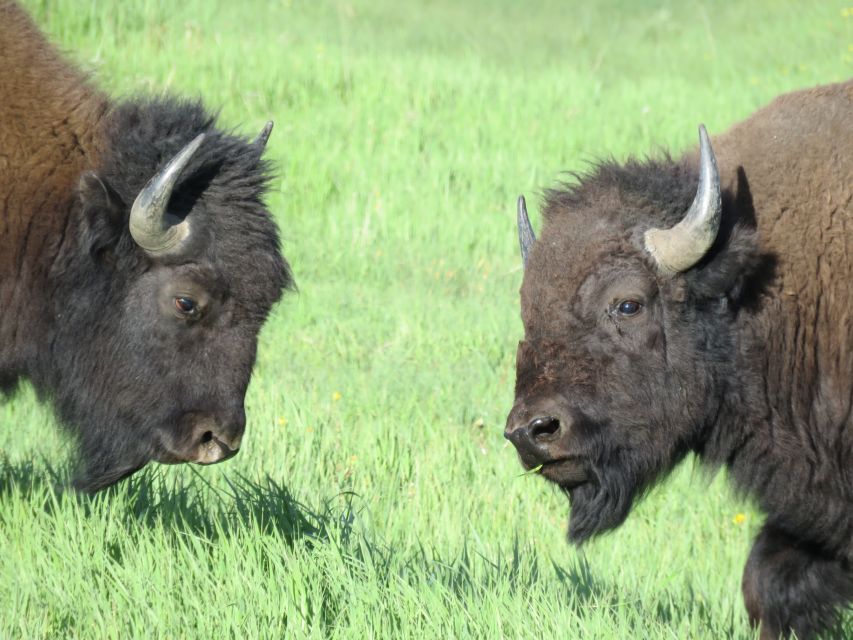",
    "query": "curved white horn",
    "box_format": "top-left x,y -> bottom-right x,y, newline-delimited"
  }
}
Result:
644,125 -> 722,274
129,133 -> 206,256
